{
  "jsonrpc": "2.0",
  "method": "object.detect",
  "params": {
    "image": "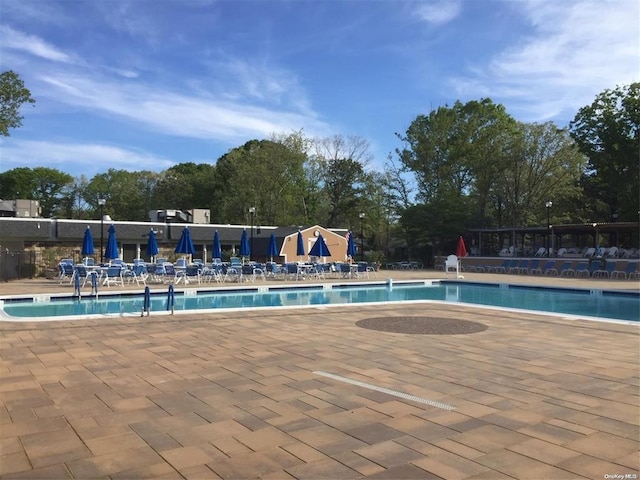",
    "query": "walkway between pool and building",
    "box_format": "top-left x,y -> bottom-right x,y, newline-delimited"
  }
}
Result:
0,270 -> 638,479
